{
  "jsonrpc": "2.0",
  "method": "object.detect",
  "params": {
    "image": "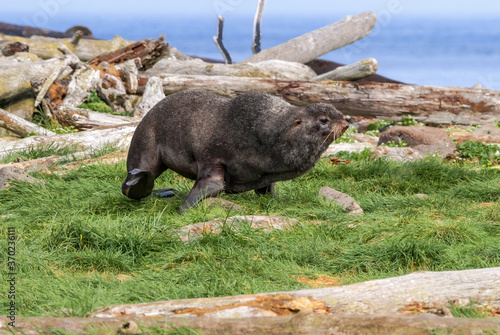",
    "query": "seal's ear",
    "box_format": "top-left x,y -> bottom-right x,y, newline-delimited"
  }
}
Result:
293,119 -> 302,127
